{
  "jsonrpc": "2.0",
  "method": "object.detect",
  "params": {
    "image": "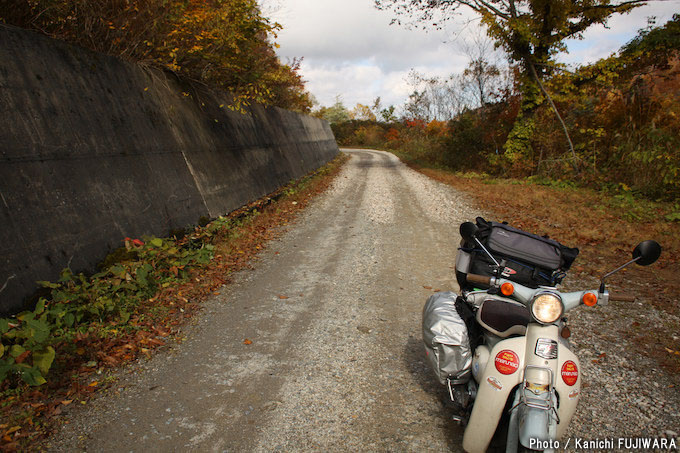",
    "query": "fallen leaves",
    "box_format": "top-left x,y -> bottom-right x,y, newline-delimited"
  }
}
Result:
4,426 -> 21,437
421,285 -> 441,292
243,339 -> 252,345
146,338 -> 166,347
592,352 -> 607,364
14,351 -> 30,365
